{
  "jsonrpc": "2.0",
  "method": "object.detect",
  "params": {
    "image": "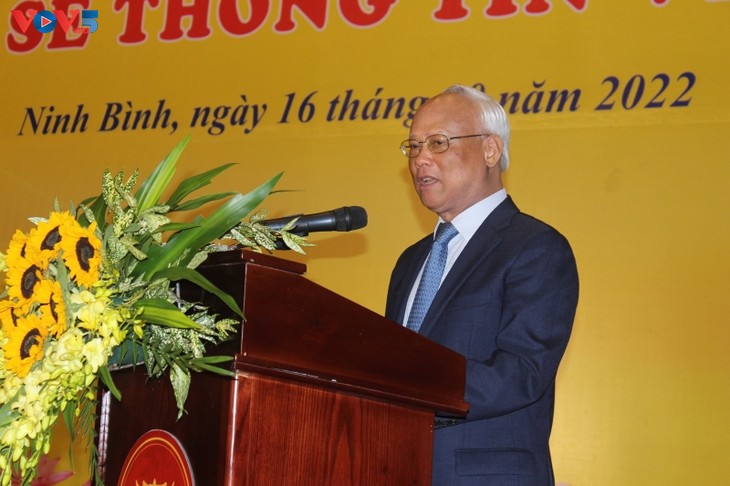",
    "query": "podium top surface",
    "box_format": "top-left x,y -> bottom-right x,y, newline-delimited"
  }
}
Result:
188,249 -> 468,416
